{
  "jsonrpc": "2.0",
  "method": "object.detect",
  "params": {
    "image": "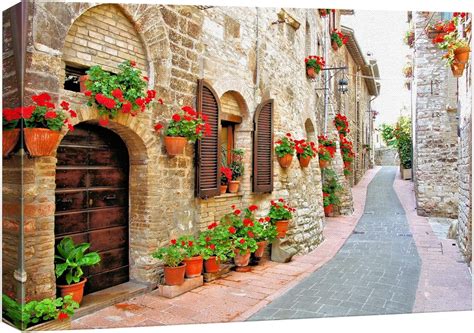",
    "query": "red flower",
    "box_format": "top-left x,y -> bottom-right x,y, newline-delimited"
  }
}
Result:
233,209 -> 241,215
243,218 -> 254,227
182,106 -> 196,116
121,101 -> 132,114
248,205 -> 258,211
247,231 -> 254,238
286,133 -> 292,137
158,98 -> 164,105
111,88 -> 123,99
21,106 -> 35,119
195,125 -> 202,134
209,244 -> 216,250
67,123 -> 74,132
58,312 -> 69,321
172,114 -> 181,122
170,239 -> 177,245
135,98 -> 145,106
130,60 -> 136,67
103,98 -> 116,109
278,198 -> 284,202
3,108 -> 20,121
204,123 -> 212,136
69,110 -> 77,118
147,90 -> 156,99
60,101 -> 69,110
84,90 -> 92,97
99,116 -> 109,126
143,76 -> 149,82
188,241 -> 193,247
154,123 -> 163,132
265,216 -> 270,222
181,241 -> 186,246
239,239 -> 245,244
208,222 -> 218,230
228,226 -> 236,234
45,111 -> 57,119
32,92 -> 51,106
205,236 -> 211,242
